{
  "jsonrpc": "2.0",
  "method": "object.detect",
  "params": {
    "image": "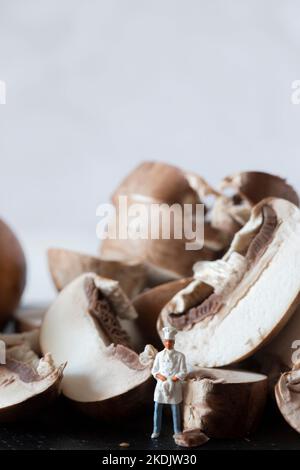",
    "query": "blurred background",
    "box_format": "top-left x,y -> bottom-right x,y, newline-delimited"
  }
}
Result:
0,0 -> 300,304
